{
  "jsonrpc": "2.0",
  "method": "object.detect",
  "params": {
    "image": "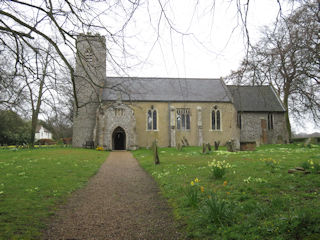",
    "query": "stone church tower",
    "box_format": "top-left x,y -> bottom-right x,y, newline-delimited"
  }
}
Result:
72,35 -> 106,147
